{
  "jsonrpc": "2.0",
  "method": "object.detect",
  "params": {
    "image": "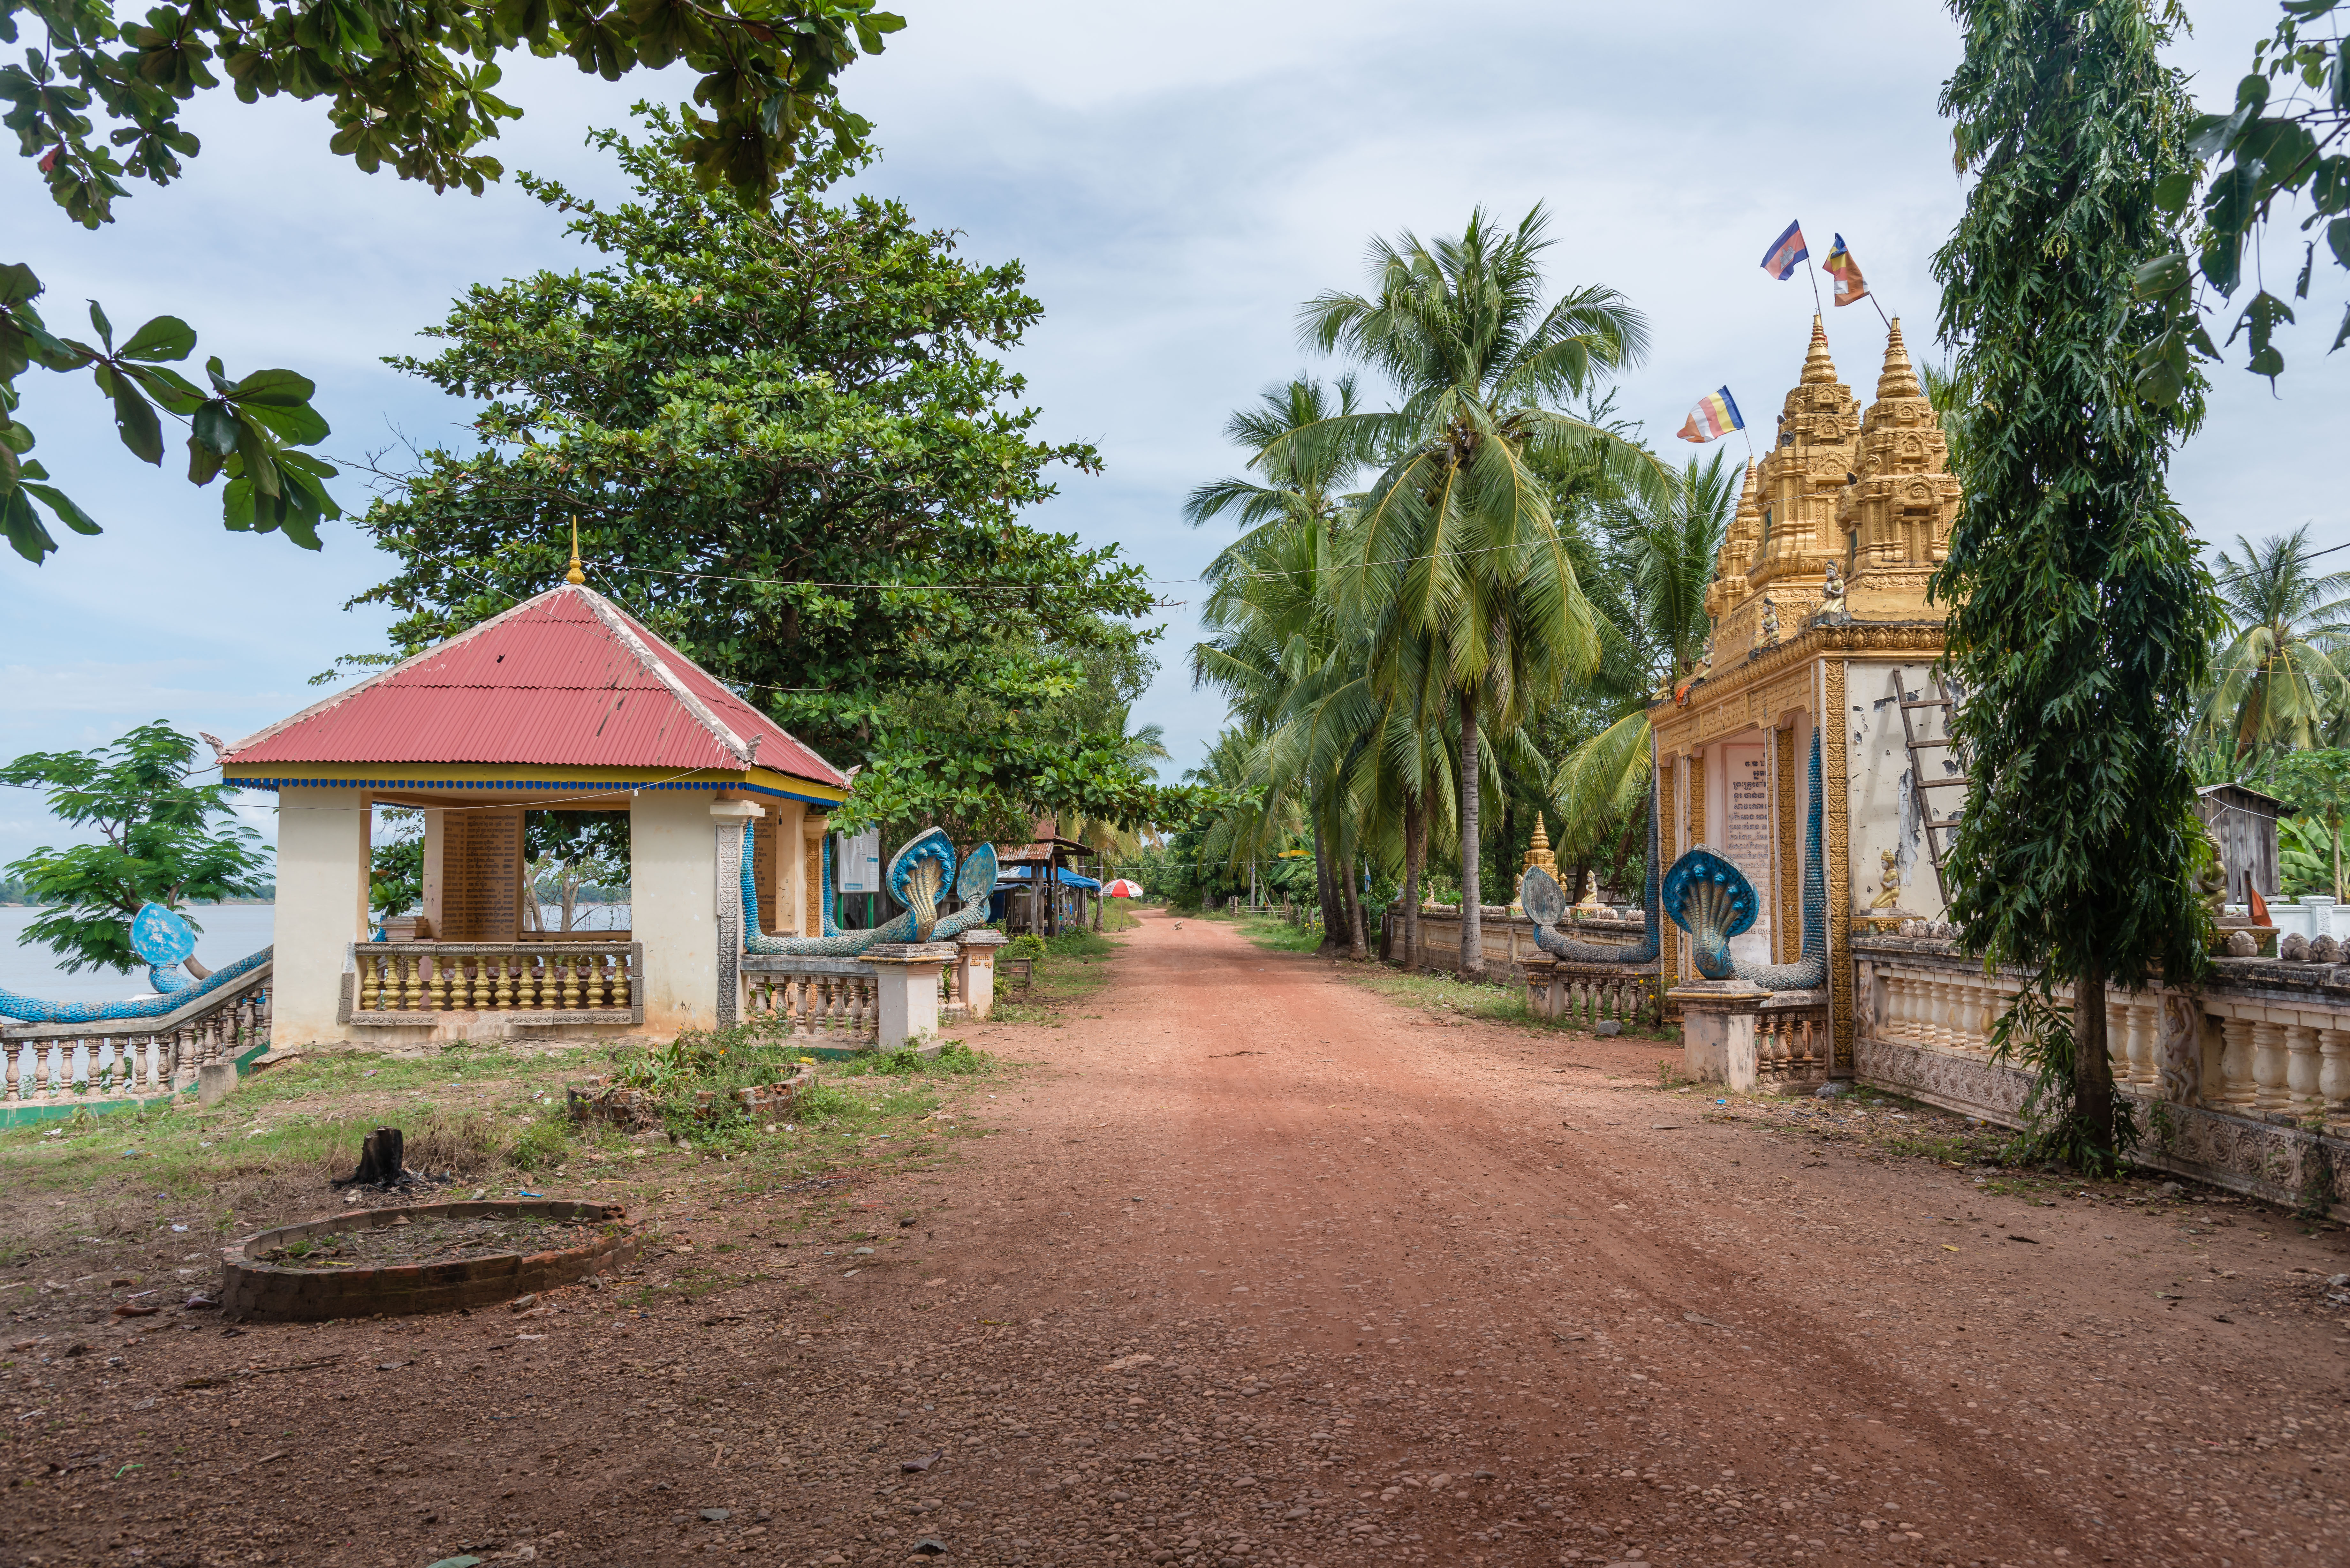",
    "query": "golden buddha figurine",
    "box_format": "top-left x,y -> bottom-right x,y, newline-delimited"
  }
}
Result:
1869,848 -> 1902,910
1573,869 -> 1605,912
